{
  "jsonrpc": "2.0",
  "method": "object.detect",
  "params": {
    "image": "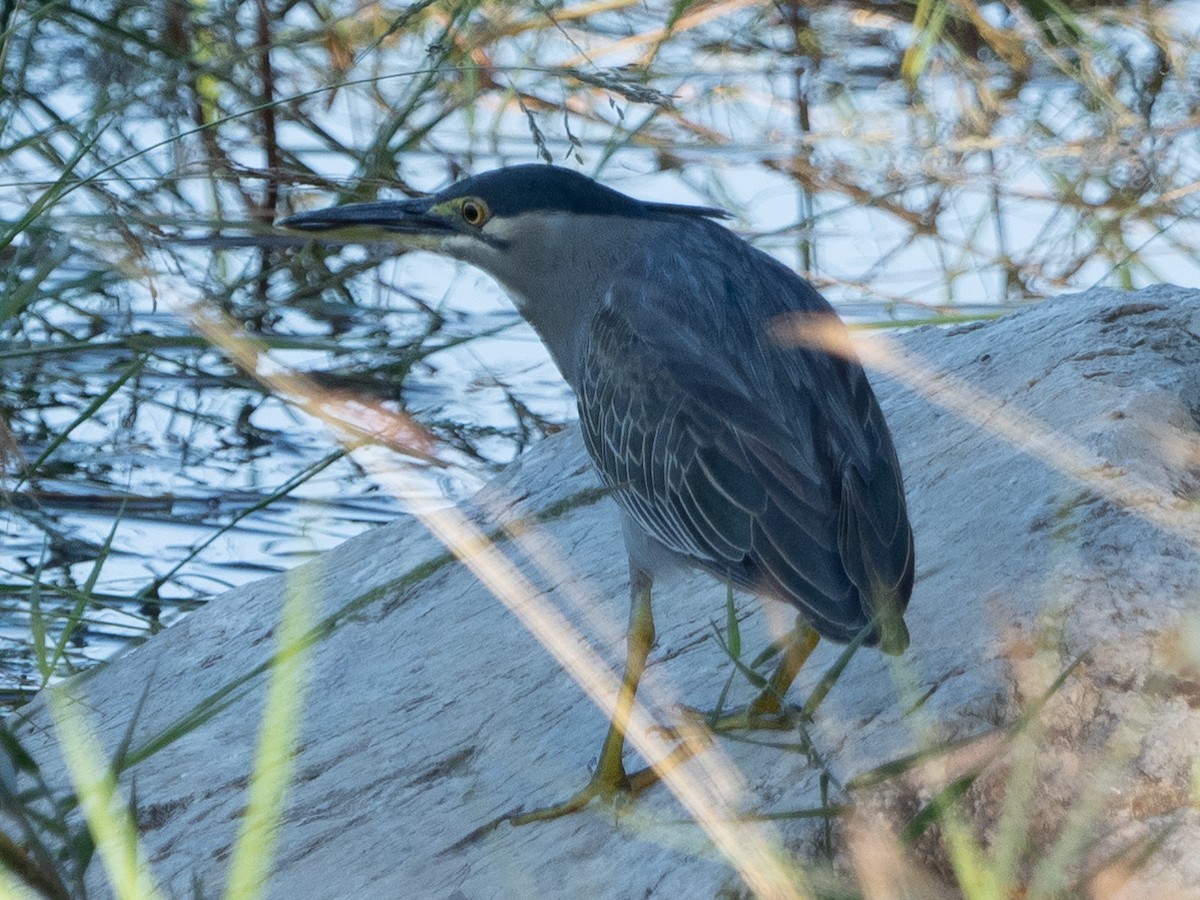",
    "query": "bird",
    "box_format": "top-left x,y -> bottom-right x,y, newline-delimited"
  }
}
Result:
280,164 -> 914,823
